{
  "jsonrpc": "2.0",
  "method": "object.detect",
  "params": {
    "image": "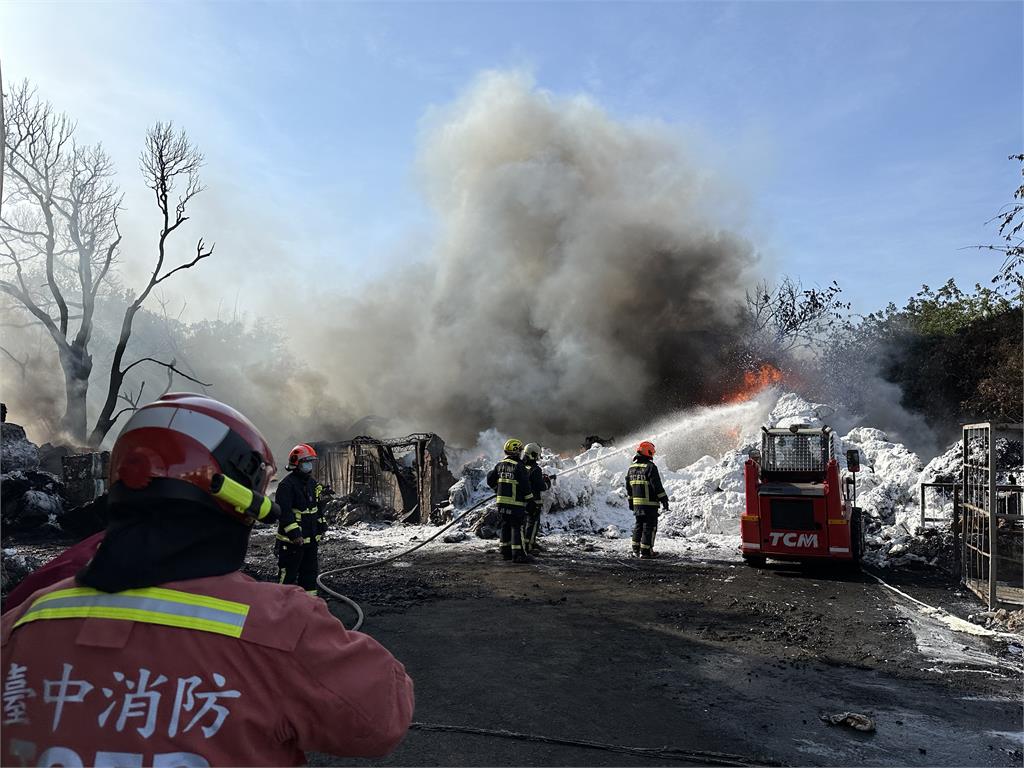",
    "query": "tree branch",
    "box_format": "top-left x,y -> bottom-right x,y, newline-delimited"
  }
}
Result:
154,238 -> 214,286
120,356 -> 211,387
